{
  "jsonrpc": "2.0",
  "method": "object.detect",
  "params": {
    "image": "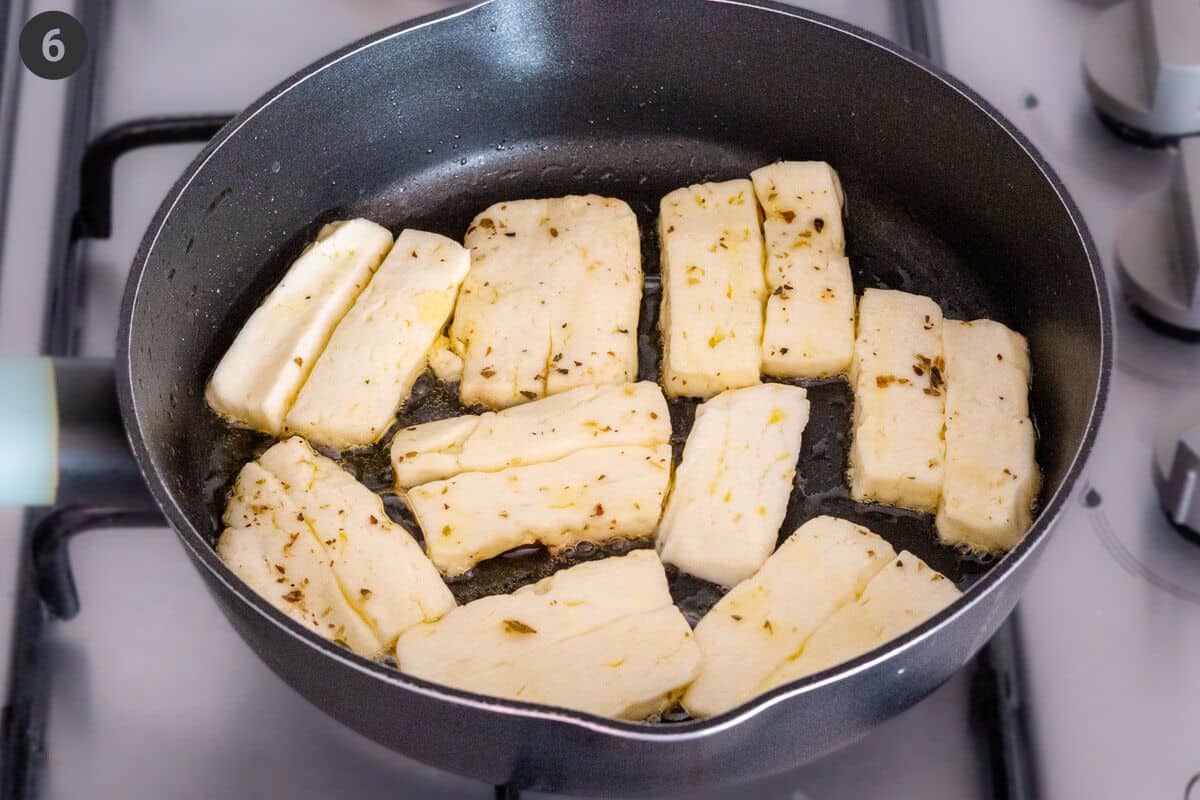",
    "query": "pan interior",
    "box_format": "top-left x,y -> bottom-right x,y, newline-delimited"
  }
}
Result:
203,133 -> 1001,611
124,0 -> 1103,723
